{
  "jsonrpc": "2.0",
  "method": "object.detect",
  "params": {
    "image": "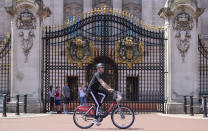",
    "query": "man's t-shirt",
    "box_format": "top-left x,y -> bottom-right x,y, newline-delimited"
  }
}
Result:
88,72 -> 102,92
63,86 -> 70,98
